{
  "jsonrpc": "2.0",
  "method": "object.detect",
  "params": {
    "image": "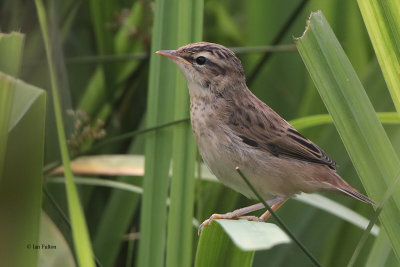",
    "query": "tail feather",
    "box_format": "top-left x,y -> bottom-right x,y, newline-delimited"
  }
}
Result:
336,187 -> 376,205
324,171 -> 376,205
